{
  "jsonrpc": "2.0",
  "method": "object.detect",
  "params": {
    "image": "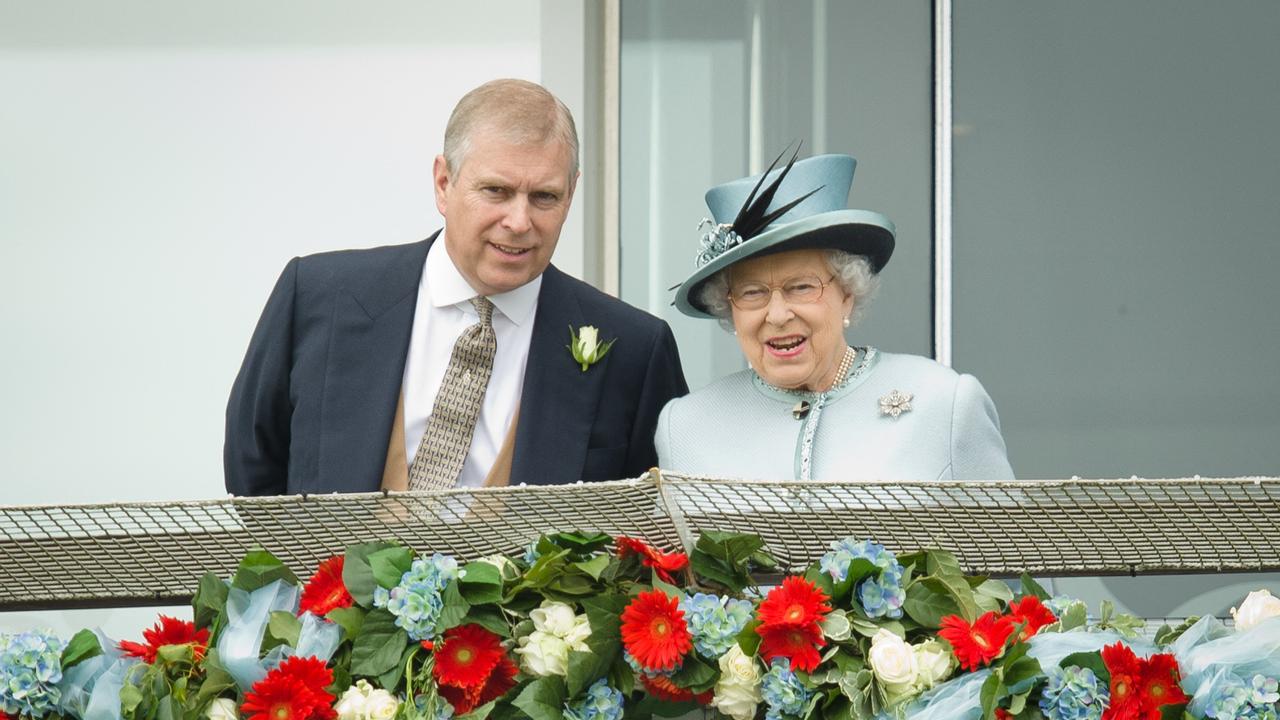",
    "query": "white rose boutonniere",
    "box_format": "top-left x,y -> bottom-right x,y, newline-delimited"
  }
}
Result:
1232,589 -> 1280,631
568,325 -> 615,371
